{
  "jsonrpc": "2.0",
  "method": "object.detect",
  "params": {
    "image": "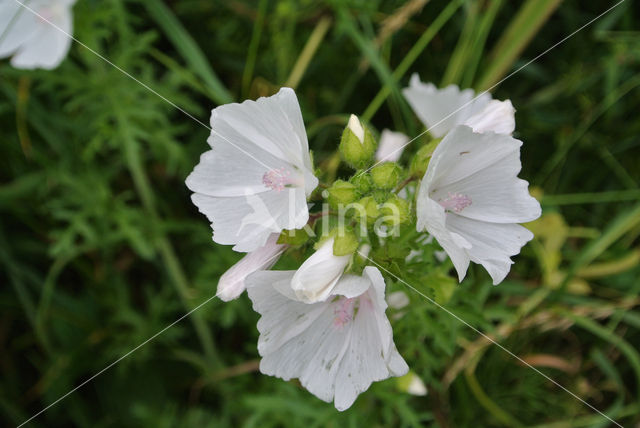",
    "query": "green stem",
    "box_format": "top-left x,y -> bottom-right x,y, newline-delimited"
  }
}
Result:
242,0 -> 268,97
465,369 -> 523,427
285,16 -> 332,89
